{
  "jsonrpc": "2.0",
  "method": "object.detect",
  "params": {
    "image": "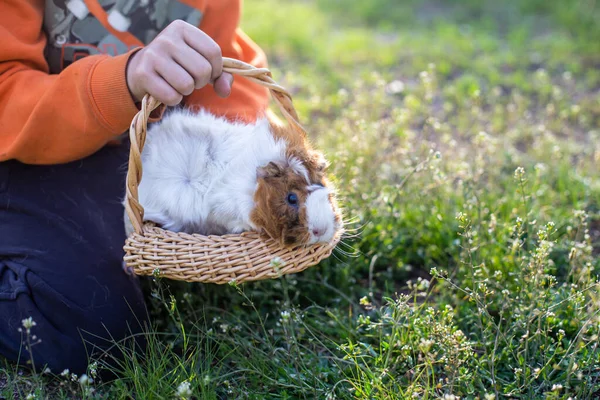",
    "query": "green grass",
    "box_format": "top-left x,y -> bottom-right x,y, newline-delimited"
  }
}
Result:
2,0 -> 600,398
